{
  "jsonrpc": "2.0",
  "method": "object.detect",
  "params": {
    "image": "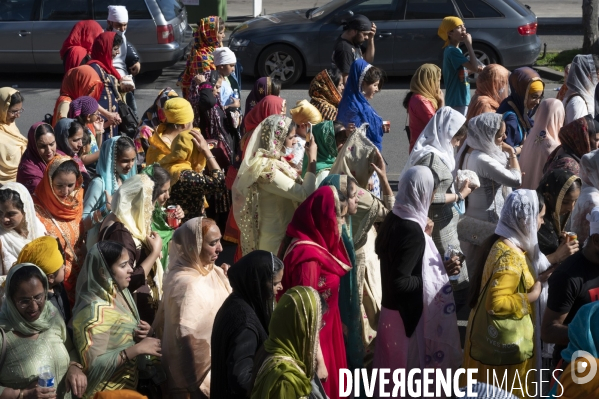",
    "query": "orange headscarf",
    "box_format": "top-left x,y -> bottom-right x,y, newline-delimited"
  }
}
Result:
52,65 -> 103,126
466,64 -> 510,120
33,155 -> 84,221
